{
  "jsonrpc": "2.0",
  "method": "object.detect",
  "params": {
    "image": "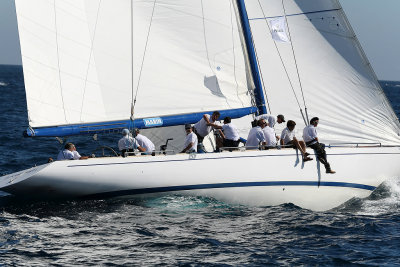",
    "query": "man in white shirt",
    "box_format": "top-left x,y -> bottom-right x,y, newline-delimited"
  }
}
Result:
303,117 -> 335,173
219,117 -> 240,149
262,123 -> 277,147
133,128 -> 155,155
181,124 -> 198,153
118,129 -> 145,157
246,119 -> 267,149
57,143 -> 88,161
281,120 -> 312,162
193,111 -> 220,152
